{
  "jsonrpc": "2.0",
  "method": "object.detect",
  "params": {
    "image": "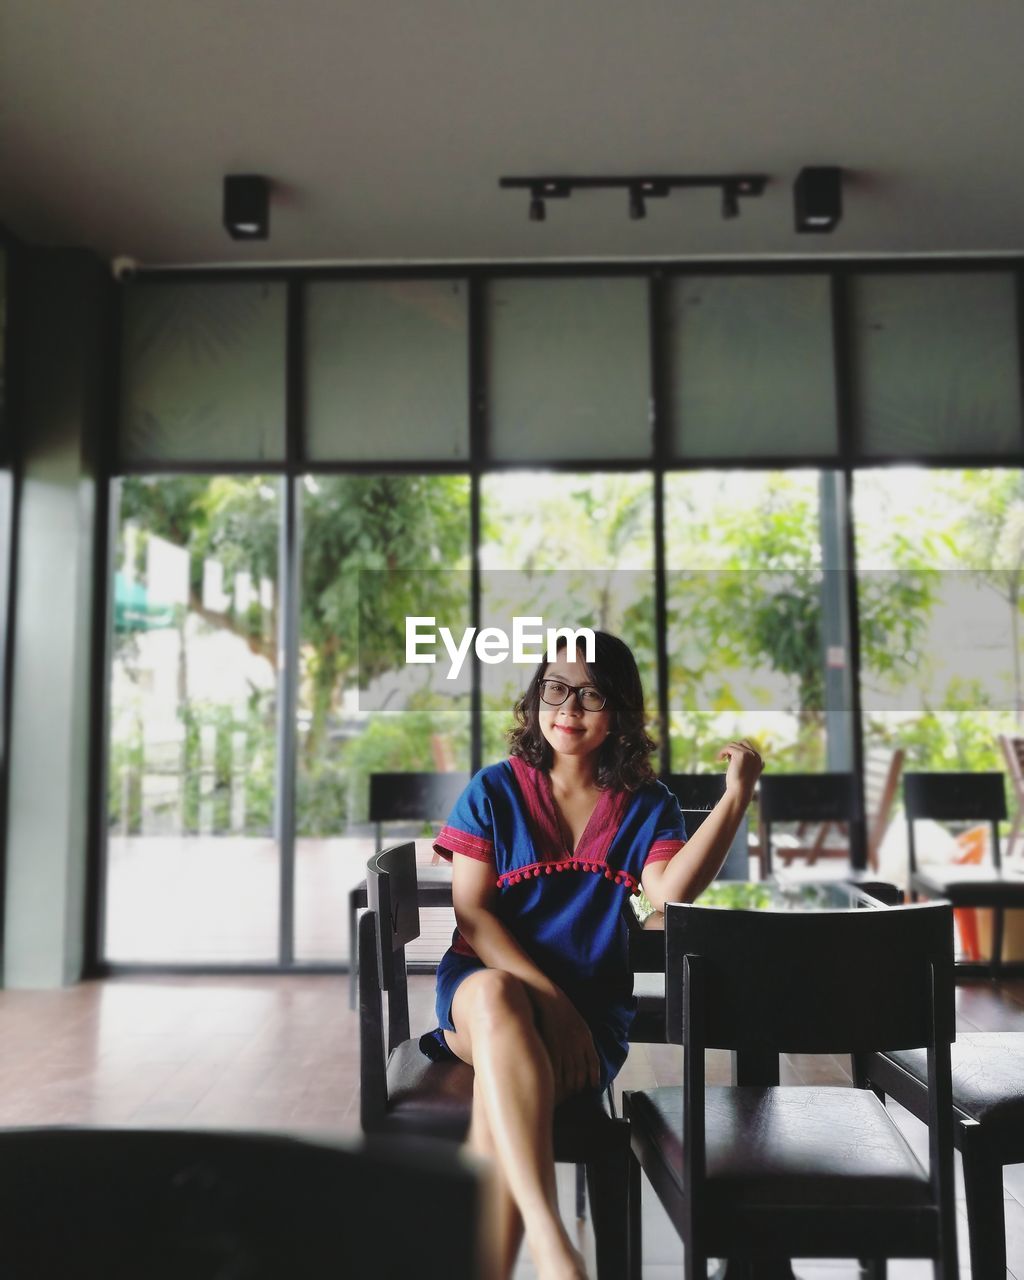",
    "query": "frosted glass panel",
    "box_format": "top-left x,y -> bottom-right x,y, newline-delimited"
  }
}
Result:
668,275 -> 837,459
306,279 -> 469,461
851,273 -> 1022,458
488,278 -> 650,460
120,282 -> 286,464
